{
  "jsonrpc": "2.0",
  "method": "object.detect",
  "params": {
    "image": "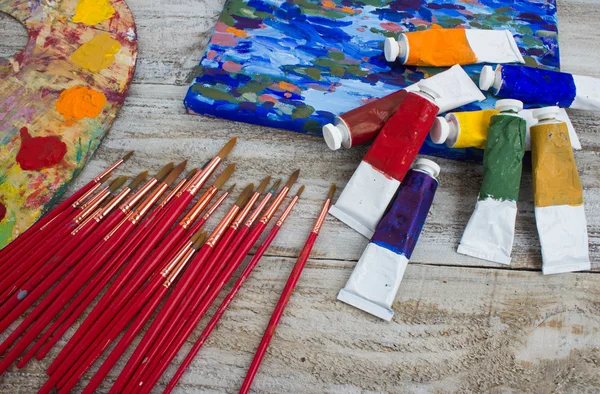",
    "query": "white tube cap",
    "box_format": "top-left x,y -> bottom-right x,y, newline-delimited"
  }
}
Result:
322,123 -> 344,151
414,158 -> 441,178
479,65 -> 496,91
418,79 -> 443,99
384,37 -> 399,62
429,117 -> 450,144
496,99 -> 523,113
532,106 -> 561,121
